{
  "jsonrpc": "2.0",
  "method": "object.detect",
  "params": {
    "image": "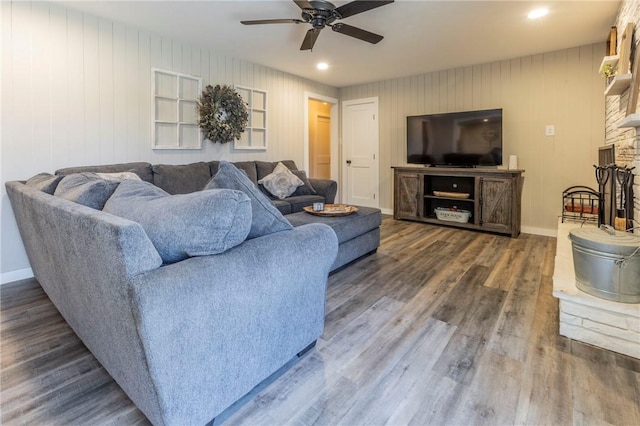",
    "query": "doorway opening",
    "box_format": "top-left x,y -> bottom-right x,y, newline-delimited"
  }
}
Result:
308,100 -> 331,179
303,92 -> 339,200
